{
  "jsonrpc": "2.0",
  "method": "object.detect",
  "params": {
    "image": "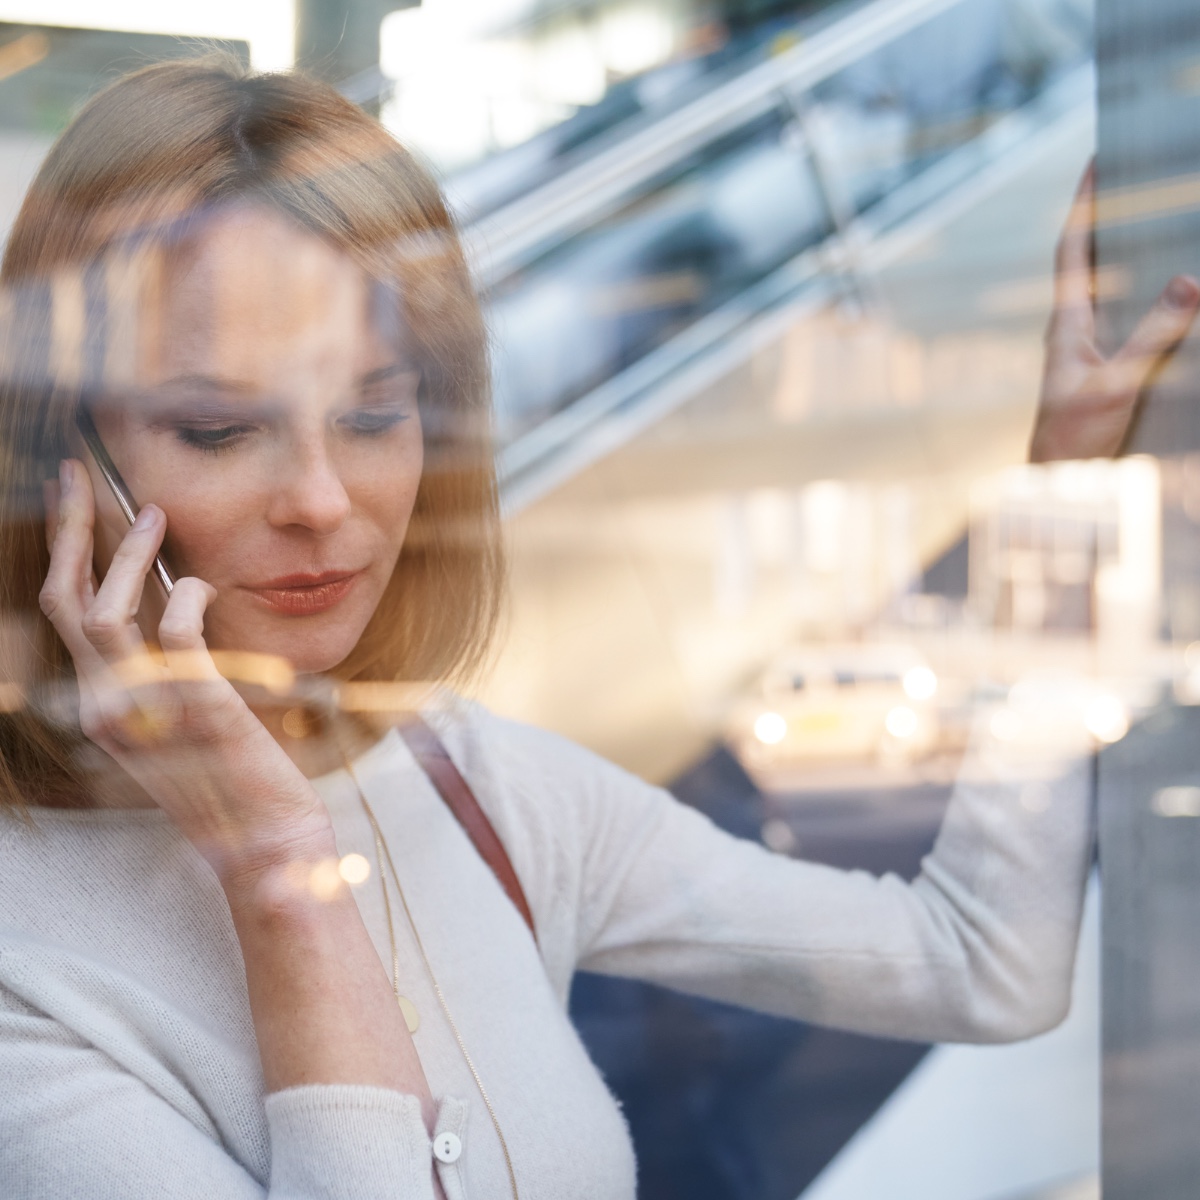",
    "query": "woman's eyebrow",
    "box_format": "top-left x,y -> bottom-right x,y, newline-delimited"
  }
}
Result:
357,363 -> 417,389
154,372 -> 259,397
